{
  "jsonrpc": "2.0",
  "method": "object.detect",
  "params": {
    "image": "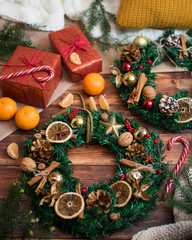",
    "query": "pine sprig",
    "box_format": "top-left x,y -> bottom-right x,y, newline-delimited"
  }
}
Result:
0,17 -> 41,61
78,0 -> 122,51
